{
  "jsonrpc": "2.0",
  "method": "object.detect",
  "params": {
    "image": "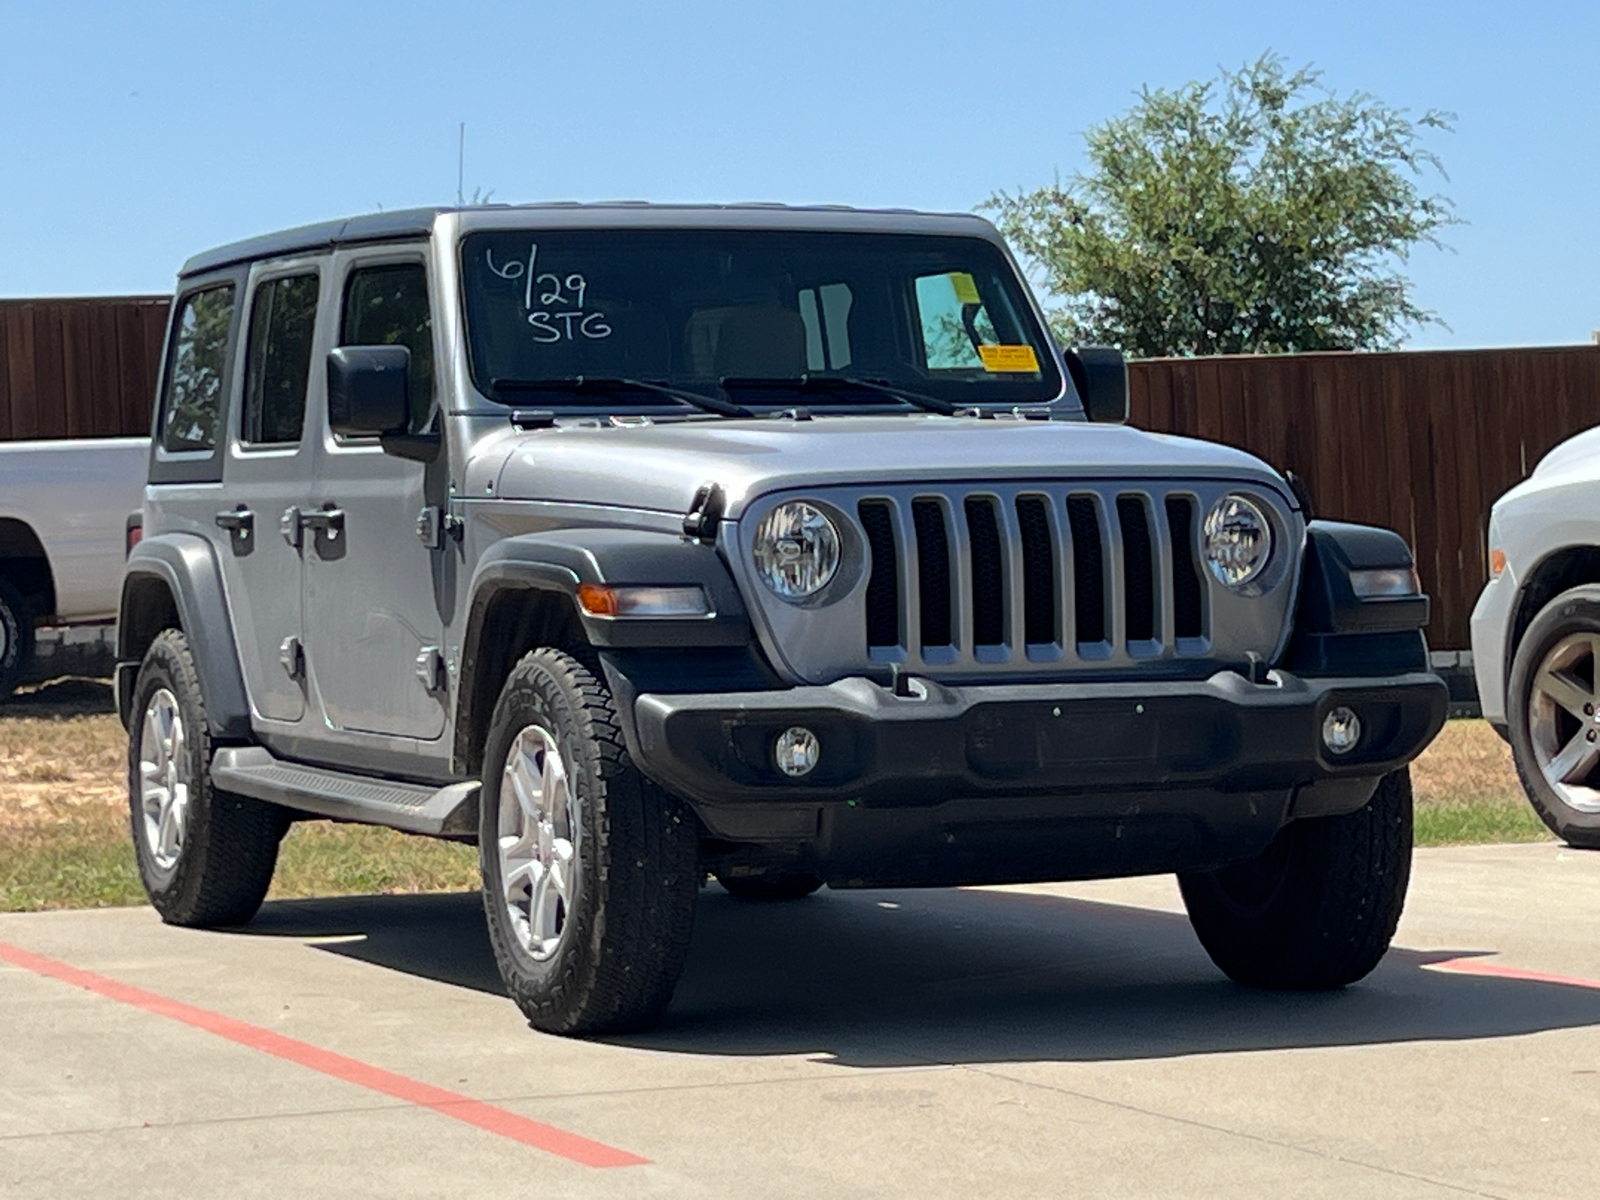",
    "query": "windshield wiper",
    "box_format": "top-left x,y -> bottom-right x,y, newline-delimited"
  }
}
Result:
720,375 -> 960,416
491,376 -> 754,419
